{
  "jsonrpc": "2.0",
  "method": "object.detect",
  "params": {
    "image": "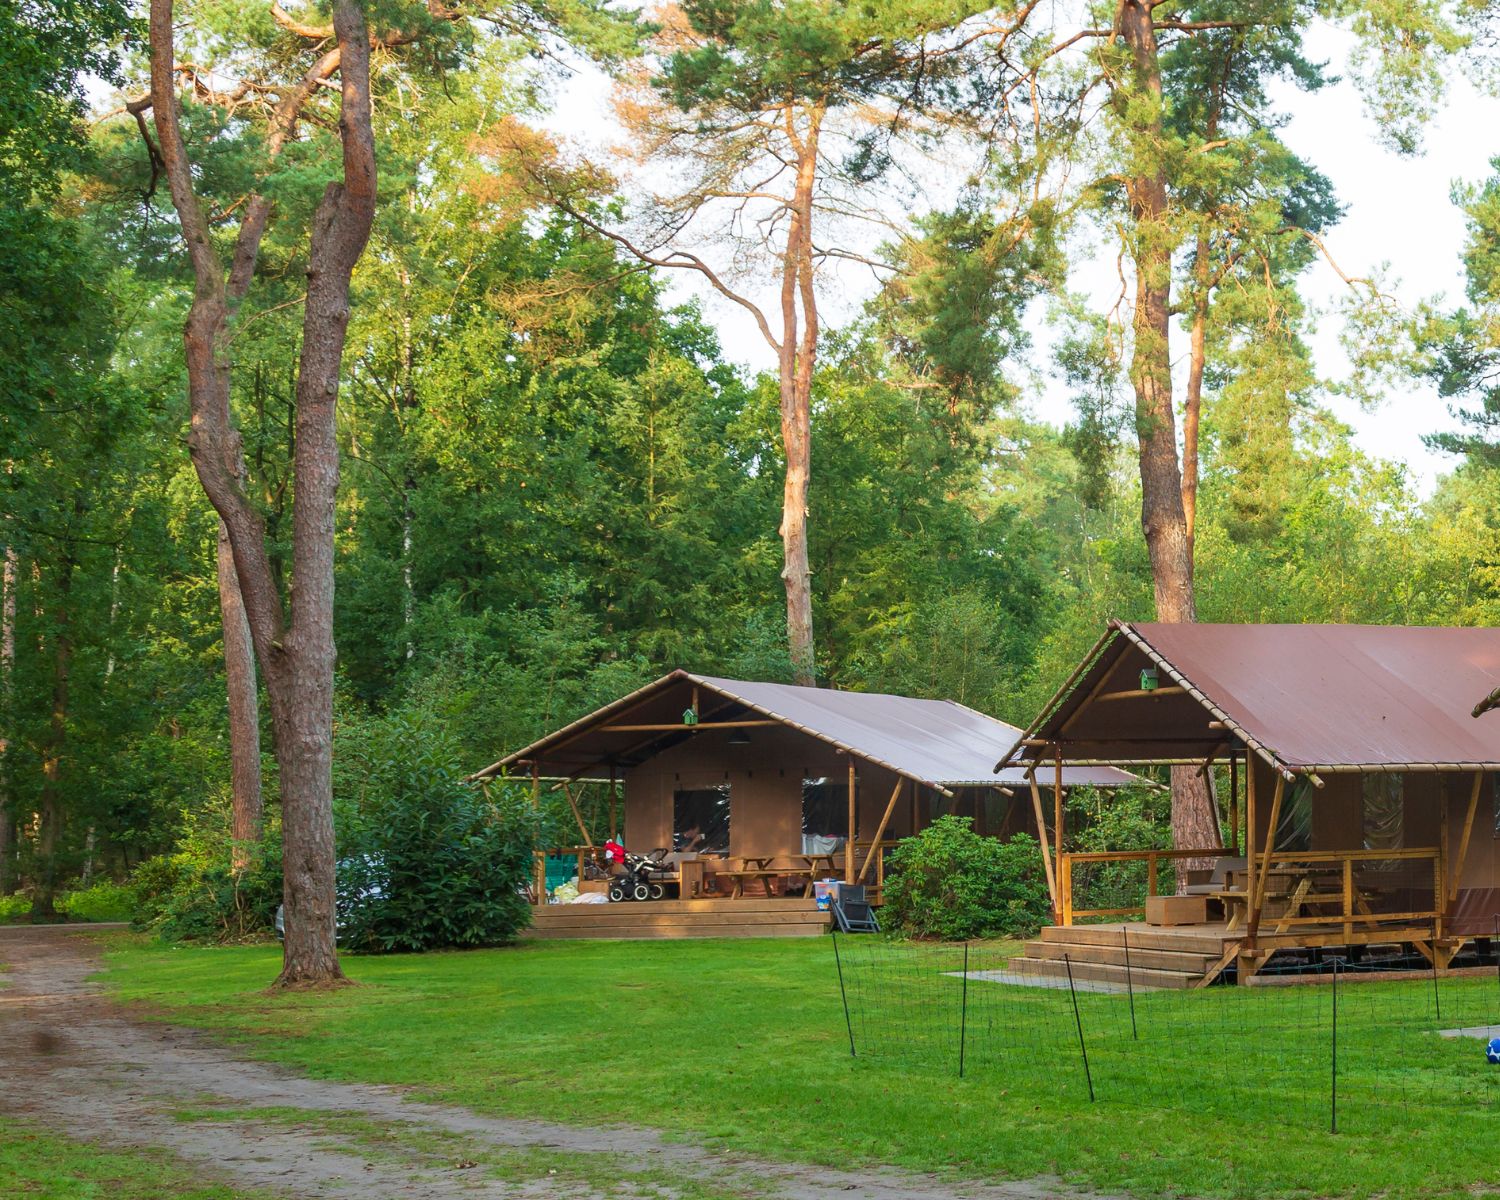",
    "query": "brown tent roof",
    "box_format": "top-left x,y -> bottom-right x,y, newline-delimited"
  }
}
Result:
998,621 -> 1500,776
474,670 -> 1139,792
